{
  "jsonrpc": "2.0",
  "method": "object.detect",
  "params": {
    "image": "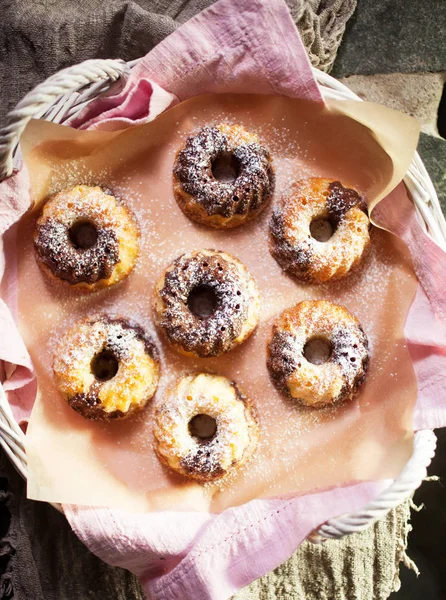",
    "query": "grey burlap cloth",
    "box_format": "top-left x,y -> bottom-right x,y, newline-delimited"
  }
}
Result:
0,1 -> 418,599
